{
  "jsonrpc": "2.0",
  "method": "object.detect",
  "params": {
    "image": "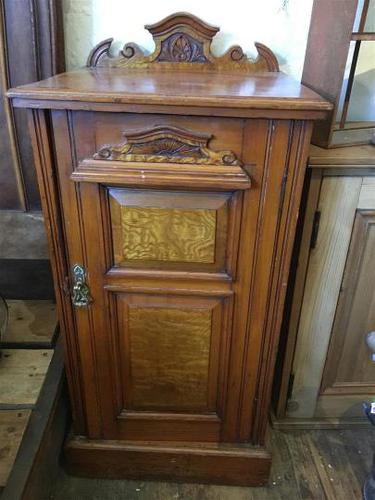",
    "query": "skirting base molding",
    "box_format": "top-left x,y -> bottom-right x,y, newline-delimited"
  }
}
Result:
64,435 -> 271,487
